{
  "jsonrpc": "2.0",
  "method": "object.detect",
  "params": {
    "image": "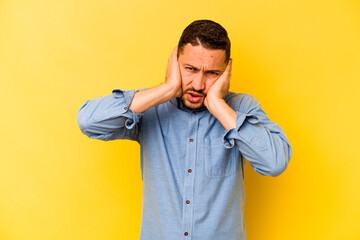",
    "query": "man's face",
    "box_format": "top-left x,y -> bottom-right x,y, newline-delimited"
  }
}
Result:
177,43 -> 227,109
